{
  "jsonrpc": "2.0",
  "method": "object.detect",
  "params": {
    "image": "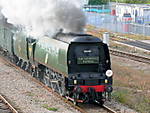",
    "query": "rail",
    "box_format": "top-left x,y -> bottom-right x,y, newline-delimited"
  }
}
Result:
103,105 -> 118,113
0,94 -> 18,113
110,48 -> 150,64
